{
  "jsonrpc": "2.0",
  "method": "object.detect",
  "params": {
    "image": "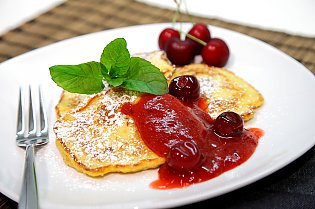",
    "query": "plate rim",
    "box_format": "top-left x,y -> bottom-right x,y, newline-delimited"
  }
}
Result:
0,23 -> 315,209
